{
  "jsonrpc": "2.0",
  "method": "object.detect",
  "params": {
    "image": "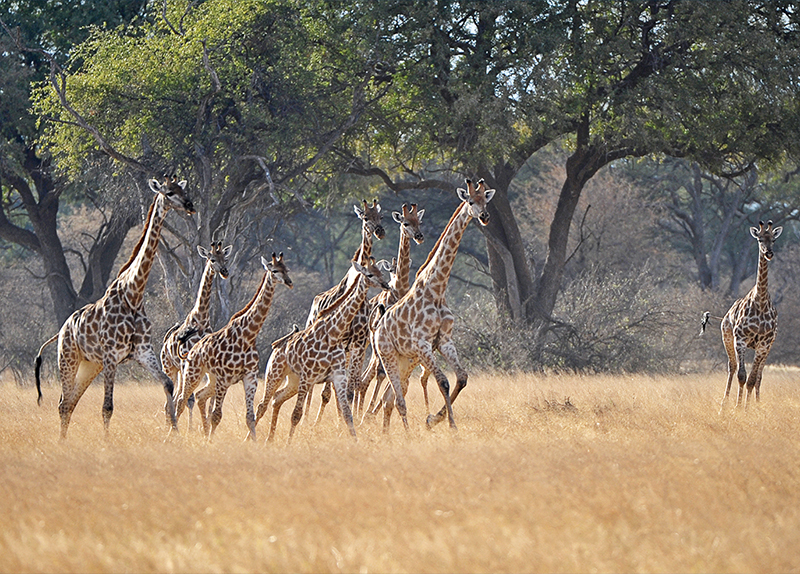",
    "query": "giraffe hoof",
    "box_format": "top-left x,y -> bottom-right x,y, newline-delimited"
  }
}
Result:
425,415 -> 435,430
